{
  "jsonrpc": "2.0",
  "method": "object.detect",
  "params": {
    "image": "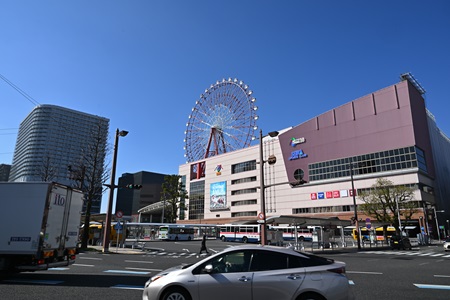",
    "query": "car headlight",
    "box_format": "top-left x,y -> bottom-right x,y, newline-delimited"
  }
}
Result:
150,275 -> 165,283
